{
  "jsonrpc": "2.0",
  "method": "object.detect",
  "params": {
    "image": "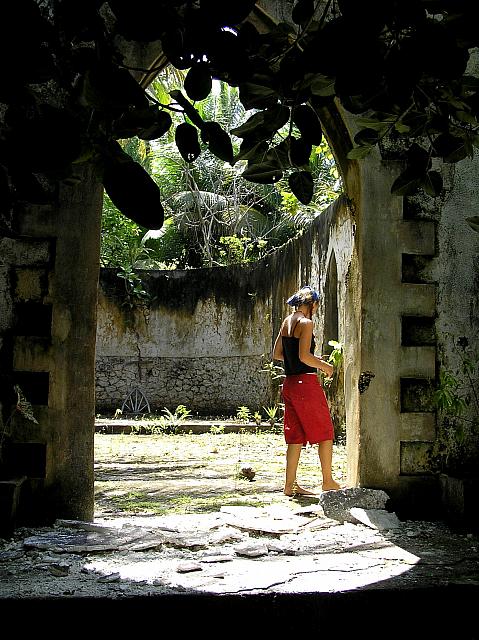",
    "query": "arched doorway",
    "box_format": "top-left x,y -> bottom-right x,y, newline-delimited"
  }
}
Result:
1,0 -> 446,527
